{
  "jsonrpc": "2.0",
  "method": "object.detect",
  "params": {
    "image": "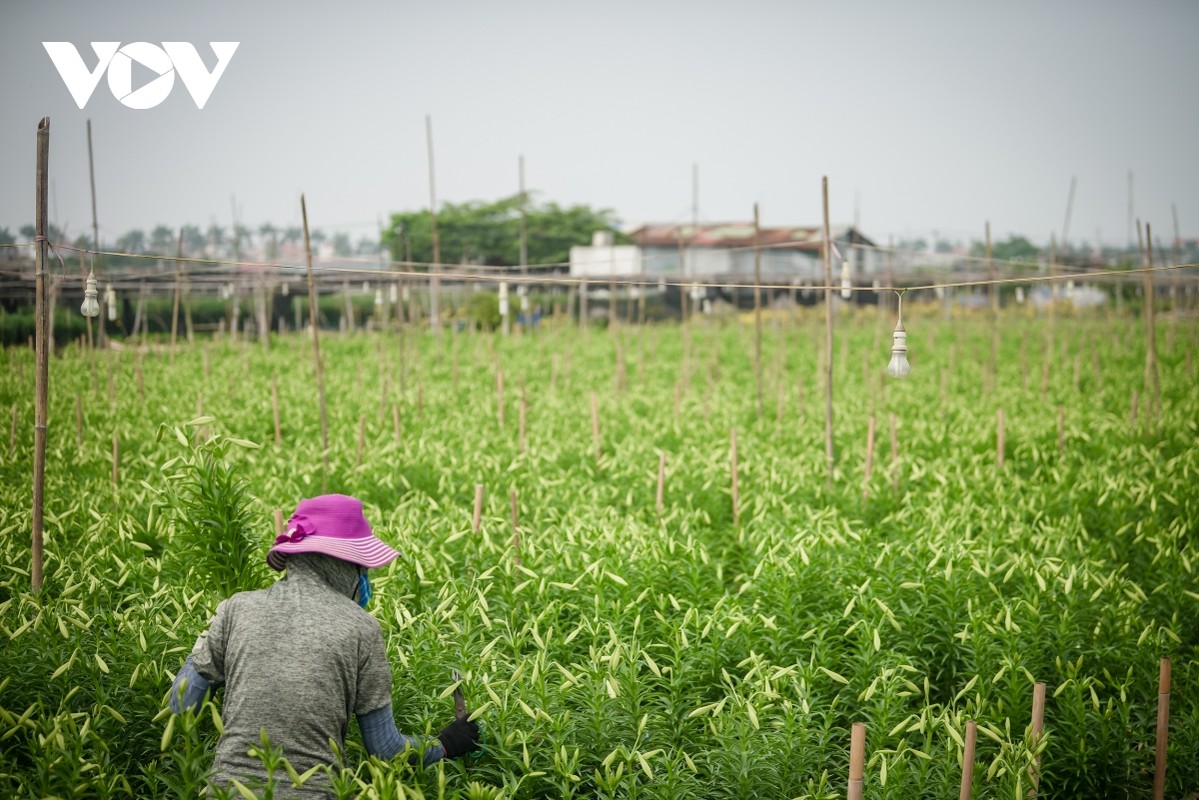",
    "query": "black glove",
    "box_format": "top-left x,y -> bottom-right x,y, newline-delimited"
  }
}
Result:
437,717 -> 481,759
